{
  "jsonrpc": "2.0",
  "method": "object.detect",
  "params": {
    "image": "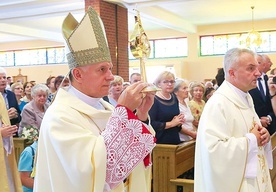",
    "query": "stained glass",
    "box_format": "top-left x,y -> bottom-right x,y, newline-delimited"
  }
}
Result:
200,31 -> 276,56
